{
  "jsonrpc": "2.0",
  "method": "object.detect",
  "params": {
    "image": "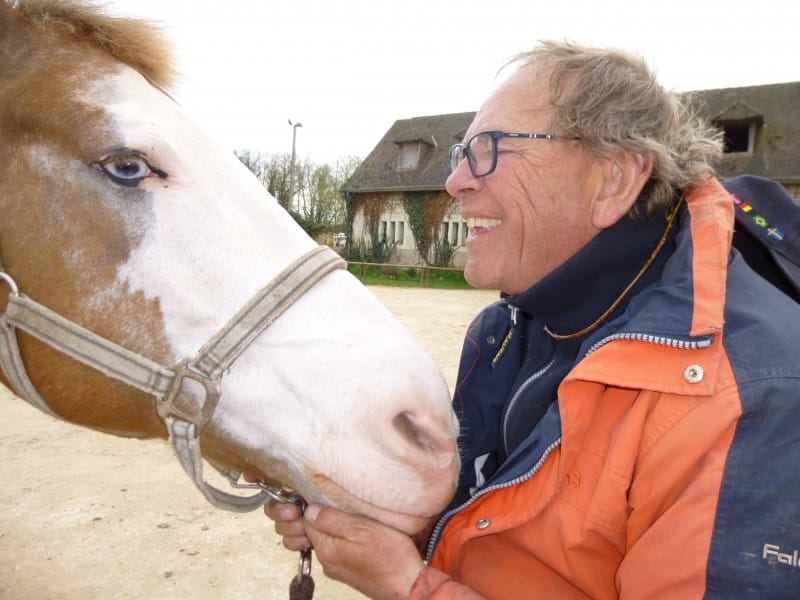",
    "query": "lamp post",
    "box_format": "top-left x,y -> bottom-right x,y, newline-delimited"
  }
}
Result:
287,119 -> 302,211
